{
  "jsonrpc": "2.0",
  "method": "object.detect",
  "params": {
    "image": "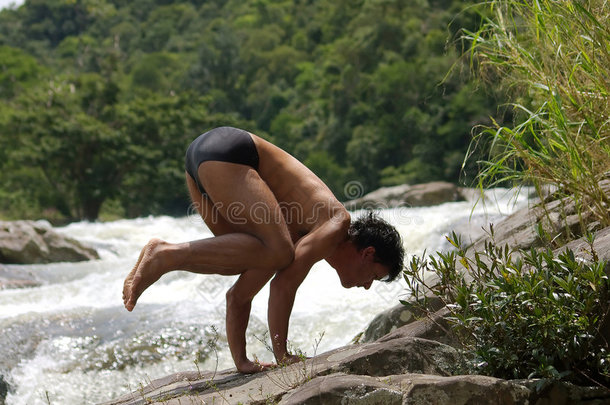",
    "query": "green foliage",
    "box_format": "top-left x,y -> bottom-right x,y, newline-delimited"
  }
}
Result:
0,0 -> 503,220
404,232 -> 610,386
0,45 -> 45,98
466,0 -> 610,228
